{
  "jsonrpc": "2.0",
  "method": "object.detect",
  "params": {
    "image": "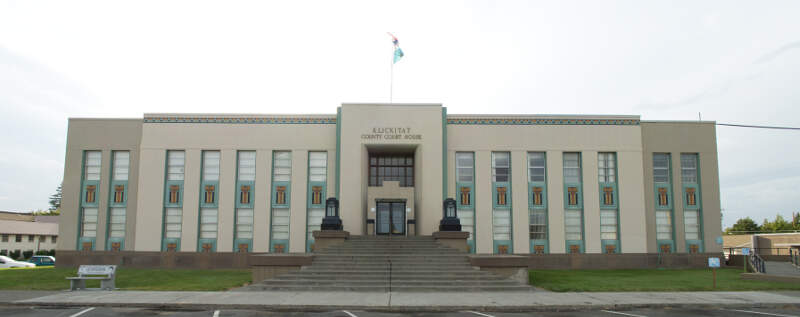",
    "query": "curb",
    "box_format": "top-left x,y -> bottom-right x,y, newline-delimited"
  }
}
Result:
4,301 -> 800,313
